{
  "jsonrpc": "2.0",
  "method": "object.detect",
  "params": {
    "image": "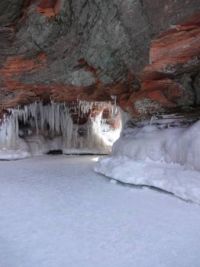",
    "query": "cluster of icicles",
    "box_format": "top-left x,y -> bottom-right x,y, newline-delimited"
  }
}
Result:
0,101 -> 121,159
